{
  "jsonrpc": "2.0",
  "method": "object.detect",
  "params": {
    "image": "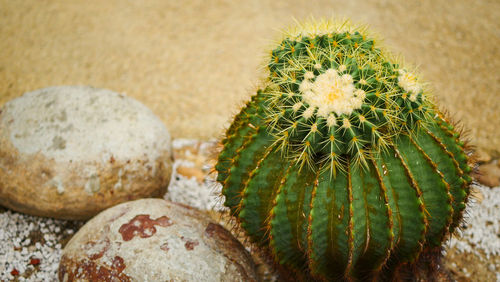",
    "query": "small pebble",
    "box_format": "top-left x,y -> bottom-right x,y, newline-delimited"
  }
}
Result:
30,258 -> 41,266
474,149 -> 492,163
473,164 -> 500,187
